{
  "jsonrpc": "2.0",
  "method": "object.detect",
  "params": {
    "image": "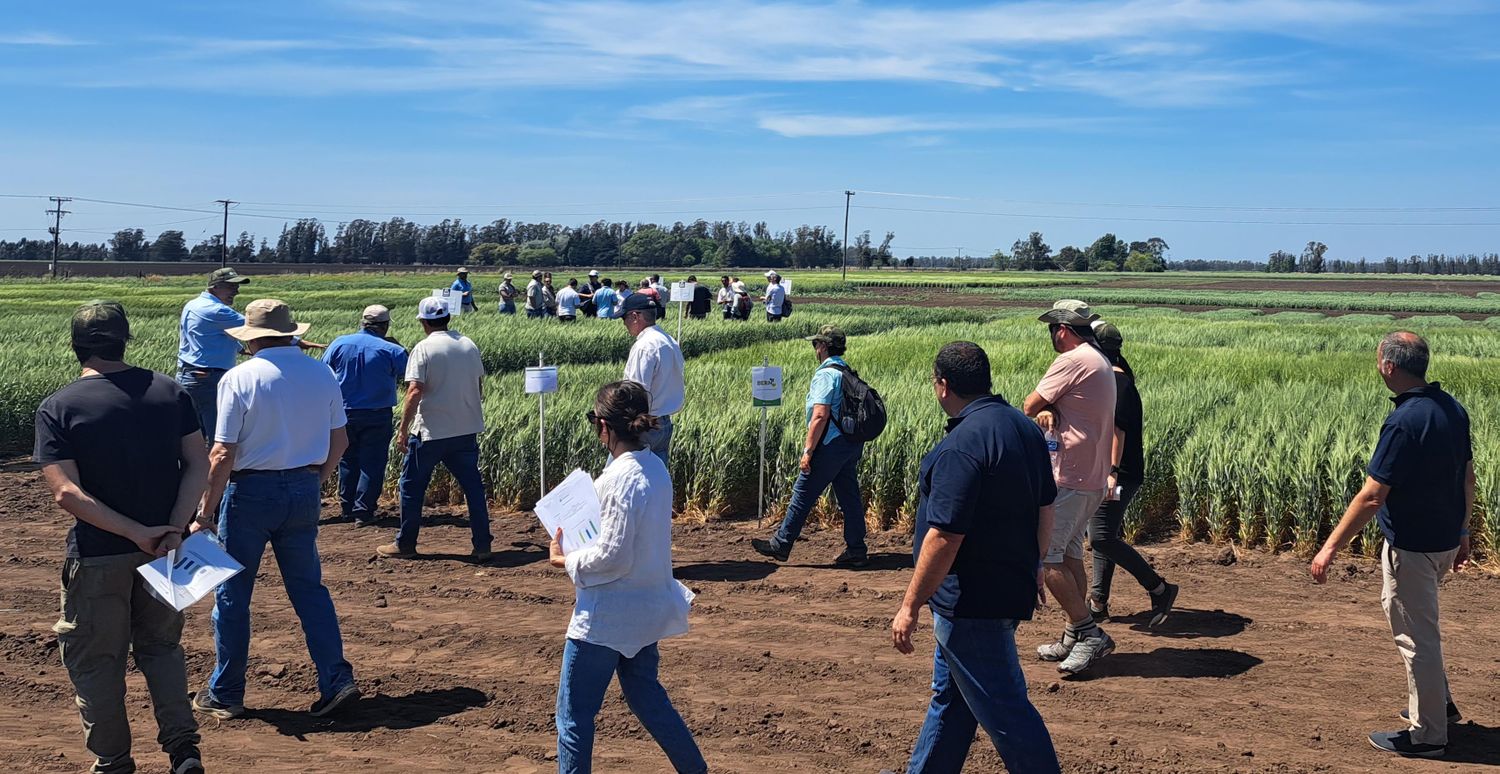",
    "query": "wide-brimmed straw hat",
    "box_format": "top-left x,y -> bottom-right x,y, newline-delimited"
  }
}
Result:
227,299 -> 310,341
1037,299 -> 1100,325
